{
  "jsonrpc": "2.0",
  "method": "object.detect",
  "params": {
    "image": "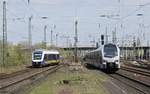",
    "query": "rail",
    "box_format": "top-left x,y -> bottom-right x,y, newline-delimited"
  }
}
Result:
121,65 -> 150,77
0,64 -> 62,93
